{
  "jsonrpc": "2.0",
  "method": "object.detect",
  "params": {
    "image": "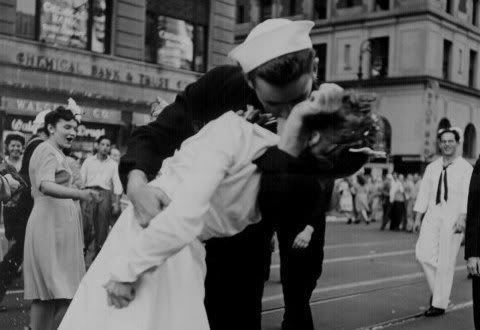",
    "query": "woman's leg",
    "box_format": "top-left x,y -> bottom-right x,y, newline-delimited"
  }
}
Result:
30,299 -> 54,330
53,299 -> 71,329
361,210 -> 370,224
